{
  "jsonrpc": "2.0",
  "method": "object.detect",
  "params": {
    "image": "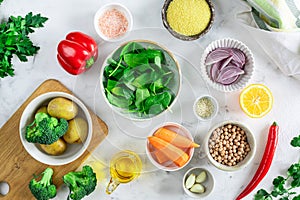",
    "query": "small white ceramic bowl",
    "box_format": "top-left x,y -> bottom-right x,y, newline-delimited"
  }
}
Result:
200,38 -> 255,92
193,95 -> 218,121
203,121 -> 256,171
94,3 -> 133,42
146,122 -> 194,171
182,167 -> 214,198
19,92 -> 92,166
